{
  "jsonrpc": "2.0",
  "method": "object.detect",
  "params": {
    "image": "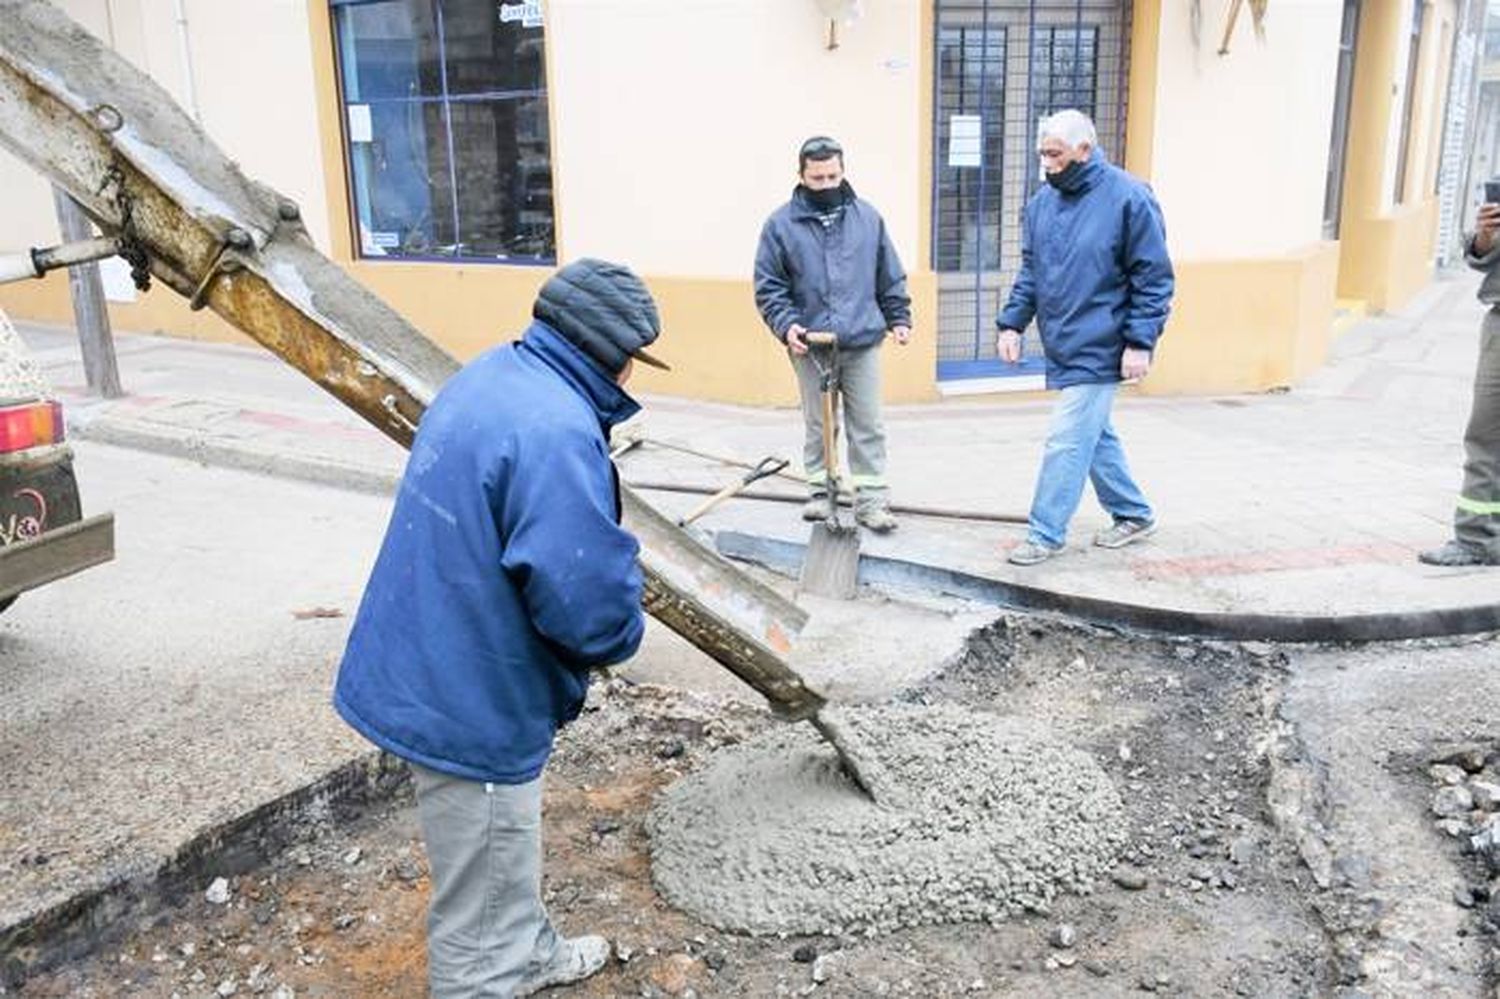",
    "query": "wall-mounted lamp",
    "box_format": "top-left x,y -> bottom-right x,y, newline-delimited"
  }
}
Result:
815,0 -> 864,51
